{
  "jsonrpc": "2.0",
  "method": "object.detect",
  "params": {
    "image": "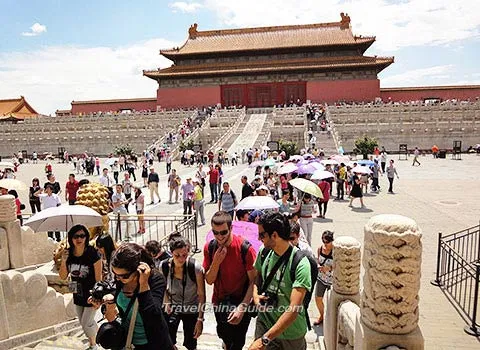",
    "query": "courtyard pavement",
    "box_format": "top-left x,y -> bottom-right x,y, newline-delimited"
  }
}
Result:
6,153 -> 480,349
